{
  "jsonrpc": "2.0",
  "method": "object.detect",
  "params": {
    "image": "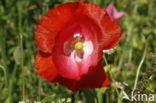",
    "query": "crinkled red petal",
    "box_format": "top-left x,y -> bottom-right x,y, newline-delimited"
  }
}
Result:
35,2 -> 78,53
100,14 -> 123,49
75,2 -> 123,49
35,53 -> 58,81
35,25 -> 55,53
